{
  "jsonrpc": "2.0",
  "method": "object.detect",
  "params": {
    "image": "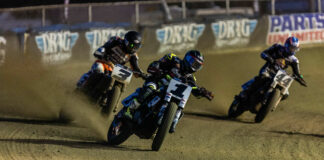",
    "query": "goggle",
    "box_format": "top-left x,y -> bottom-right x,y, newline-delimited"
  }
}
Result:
289,45 -> 299,53
186,55 -> 203,71
125,39 -> 141,50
